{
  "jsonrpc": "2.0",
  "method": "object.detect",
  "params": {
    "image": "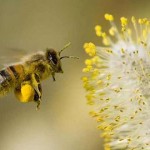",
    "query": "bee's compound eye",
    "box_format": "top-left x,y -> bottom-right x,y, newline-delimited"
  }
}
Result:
49,53 -> 58,65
